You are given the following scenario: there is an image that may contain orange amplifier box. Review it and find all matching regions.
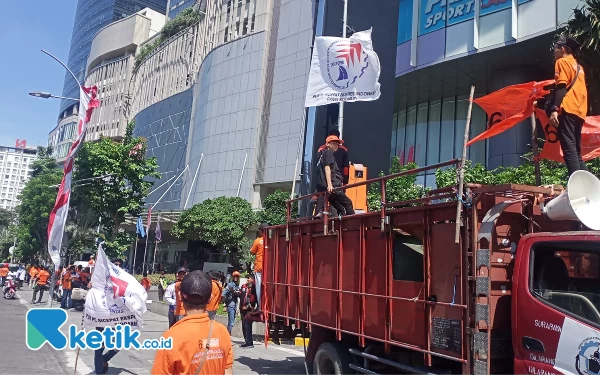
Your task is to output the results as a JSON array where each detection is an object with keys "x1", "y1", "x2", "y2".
[{"x1": 346, "y1": 163, "x2": 367, "y2": 213}]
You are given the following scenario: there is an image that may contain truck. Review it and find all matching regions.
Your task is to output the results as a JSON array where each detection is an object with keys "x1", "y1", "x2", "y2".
[{"x1": 261, "y1": 160, "x2": 600, "y2": 375}]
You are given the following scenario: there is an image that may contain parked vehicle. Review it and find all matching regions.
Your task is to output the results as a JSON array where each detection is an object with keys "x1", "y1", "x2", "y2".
[
  {"x1": 3, "y1": 276, "x2": 17, "y2": 299},
  {"x1": 263, "y1": 162, "x2": 600, "y2": 375},
  {"x1": 71, "y1": 287, "x2": 87, "y2": 311}
]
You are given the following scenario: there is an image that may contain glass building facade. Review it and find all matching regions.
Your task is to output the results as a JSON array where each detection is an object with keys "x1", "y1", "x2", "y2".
[
  {"x1": 167, "y1": 0, "x2": 197, "y2": 19},
  {"x1": 59, "y1": 0, "x2": 168, "y2": 116}
]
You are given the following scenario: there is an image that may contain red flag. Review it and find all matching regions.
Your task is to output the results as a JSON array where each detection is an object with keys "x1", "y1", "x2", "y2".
[
  {"x1": 537, "y1": 109, "x2": 600, "y2": 162},
  {"x1": 467, "y1": 80, "x2": 553, "y2": 146}
]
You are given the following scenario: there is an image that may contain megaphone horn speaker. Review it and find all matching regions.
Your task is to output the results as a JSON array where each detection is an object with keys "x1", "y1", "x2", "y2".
[{"x1": 545, "y1": 170, "x2": 600, "y2": 230}]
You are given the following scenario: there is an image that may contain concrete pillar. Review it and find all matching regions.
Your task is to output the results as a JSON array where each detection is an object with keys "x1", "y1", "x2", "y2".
[{"x1": 487, "y1": 66, "x2": 546, "y2": 169}]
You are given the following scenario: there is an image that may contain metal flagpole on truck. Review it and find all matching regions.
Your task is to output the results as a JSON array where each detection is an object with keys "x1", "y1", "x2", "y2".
[{"x1": 338, "y1": 0, "x2": 348, "y2": 138}]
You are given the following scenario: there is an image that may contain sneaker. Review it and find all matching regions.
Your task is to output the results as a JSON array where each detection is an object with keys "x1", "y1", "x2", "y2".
[
  {"x1": 240, "y1": 343, "x2": 254, "y2": 348},
  {"x1": 30, "y1": 301, "x2": 36, "y2": 304}
]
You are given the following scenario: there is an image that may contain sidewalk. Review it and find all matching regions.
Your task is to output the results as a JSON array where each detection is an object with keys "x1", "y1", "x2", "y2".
[{"x1": 16, "y1": 286, "x2": 169, "y2": 374}]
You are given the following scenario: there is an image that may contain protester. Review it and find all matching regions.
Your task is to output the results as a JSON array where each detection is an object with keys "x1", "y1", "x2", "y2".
[
  {"x1": 71, "y1": 265, "x2": 83, "y2": 289},
  {"x1": 240, "y1": 274, "x2": 258, "y2": 348},
  {"x1": 81, "y1": 267, "x2": 91, "y2": 289},
  {"x1": 158, "y1": 271, "x2": 167, "y2": 301},
  {"x1": 141, "y1": 271, "x2": 151, "y2": 292},
  {"x1": 31, "y1": 266, "x2": 51, "y2": 304},
  {"x1": 549, "y1": 35, "x2": 589, "y2": 176},
  {"x1": 222, "y1": 271, "x2": 241, "y2": 334},
  {"x1": 29, "y1": 264, "x2": 39, "y2": 289},
  {"x1": 0, "y1": 263, "x2": 8, "y2": 287},
  {"x1": 315, "y1": 135, "x2": 355, "y2": 217},
  {"x1": 250, "y1": 224, "x2": 265, "y2": 308},
  {"x1": 206, "y1": 271, "x2": 223, "y2": 320},
  {"x1": 173, "y1": 267, "x2": 188, "y2": 325},
  {"x1": 88, "y1": 254, "x2": 95, "y2": 266},
  {"x1": 61, "y1": 265, "x2": 73, "y2": 309},
  {"x1": 151, "y1": 271, "x2": 233, "y2": 375},
  {"x1": 317, "y1": 129, "x2": 350, "y2": 184},
  {"x1": 17, "y1": 264, "x2": 26, "y2": 289}
]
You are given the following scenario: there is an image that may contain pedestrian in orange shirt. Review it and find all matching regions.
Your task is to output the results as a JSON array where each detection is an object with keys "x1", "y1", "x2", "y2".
[
  {"x1": 250, "y1": 223, "x2": 266, "y2": 307},
  {"x1": 206, "y1": 271, "x2": 223, "y2": 320},
  {"x1": 151, "y1": 271, "x2": 233, "y2": 375},
  {"x1": 141, "y1": 271, "x2": 151, "y2": 291},
  {"x1": 31, "y1": 266, "x2": 51, "y2": 304},
  {"x1": 0, "y1": 263, "x2": 9, "y2": 288},
  {"x1": 61, "y1": 265, "x2": 74, "y2": 309},
  {"x1": 174, "y1": 267, "x2": 189, "y2": 323},
  {"x1": 29, "y1": 265, "x2": 39, "y2": 289}
]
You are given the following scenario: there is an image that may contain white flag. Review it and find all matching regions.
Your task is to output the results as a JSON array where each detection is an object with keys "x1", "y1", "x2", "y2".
[
  {"x1": 304, "y1": 28, "x2": 381, "y2": 108},
  {"x1": 84, "y1": 244, "x2": 147, "y2": 328}
]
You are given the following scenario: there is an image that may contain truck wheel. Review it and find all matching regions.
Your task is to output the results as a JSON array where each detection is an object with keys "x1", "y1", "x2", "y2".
[{"x1": 313, "y1": 342, "x2": 351, "y2": 375}]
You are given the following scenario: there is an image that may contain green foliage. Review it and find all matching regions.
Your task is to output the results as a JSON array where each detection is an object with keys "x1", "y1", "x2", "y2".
[
  {"x1": 15, "y1": 149, "x2": 62, "y2": 261},
  {"x1": 367, "y1": 158, "x2": 430, "y2": 211},
  {"x1": 171, "y1": 196, "x2": 256, "y2": 254},
  {"x1": 134, "y1": 273, "x2": 176, "y2": 285},
  {"x1": 555, "y1": 0, "x2": 600, "y2": 114},
  {"x1": 256, "y1": 190, "x2": 298, "y2": 225},
  {"x1": 0, "y1": 208, "x2": 14, "y2": 232},
  {"x1": 133, "y1": 8, "x2": 202, "y2": 70},
  {"x1": 73, "y1": 121, "x2": 160, "y2": 258}
]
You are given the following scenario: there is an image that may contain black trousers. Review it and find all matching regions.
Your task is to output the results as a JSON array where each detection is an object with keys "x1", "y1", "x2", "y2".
[
  {"x1": 558, "y1": 111, "x2": 588, "y2": 177},
  {"x1": 315, "y1": 189, "x2": 355, "y2": 217},
  {"x1": 32, "y1": 284, "x2": 48, "y2": 303}
]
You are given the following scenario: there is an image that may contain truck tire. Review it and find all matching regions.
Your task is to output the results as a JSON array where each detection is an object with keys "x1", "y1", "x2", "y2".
[{"x1": 313, "y1": 342, "x2": 351, "y2": 375}]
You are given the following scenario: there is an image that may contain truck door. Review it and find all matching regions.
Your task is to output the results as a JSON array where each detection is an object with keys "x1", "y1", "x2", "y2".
[{"x1": 514, "y1": 233, "x2": 600, "y2": 375}]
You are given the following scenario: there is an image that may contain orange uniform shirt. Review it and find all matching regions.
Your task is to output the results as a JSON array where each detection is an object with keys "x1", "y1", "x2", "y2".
[
  {"x1": 0, "y1": 267, "x2": 8, "y2": 277},
  {"x1": 62, "y1": 271, "x2": 72, "y2": 290},
  {"x1": 206, "y1": 280, "x2": 223, "y2": 311},
  {"x1": 174, "y1": 281, "x2": 186, "y2": 316},
  {"x1": 30, "y1": 267, "x2": 39, "y2": 278},
  {"x1": 141, "y1": 277, "x2": 151, "y2": 291},
  {"x1": 250, "y1": 236, "x2": 264, "y2": 272},
  {"x1": 555, "y1": 54, "x2": 587, "y2": 119},
  {"x1": 37, "y1": 270, "x2": 51, "y2": 285},
  {"x1": 151, "y1": 313, "x2": 233, "y2": 375}
]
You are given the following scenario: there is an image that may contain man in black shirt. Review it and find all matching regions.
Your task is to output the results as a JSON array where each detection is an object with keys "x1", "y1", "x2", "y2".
[{"x1": 315, "y1": 135, "x2": 355, "y2": 217}]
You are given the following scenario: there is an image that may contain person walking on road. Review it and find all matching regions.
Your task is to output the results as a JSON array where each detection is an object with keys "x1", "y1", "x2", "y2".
[
  {"x1": 60, "y1": 265, "x2": 73, "y2": 309},
  {"x1": 240, "y1": 274, "x2": 258, "y2": 348},
  {"x1": 151, "y1": 271, "x2": 233, "y2": 375},
  {"x1": 206, "y1": 271, "x2": 223, "y2": 320},
  {"x1": 31, "y1": 266, "x2": 51, "y2": 304},
  {"x1": 158, "y1": 271, "x2": 167, "y2": 301},
  {"x1": 0, "y1": 263, "x2": 9, "y2": 288},
  {"x1": 250, "y1": 224, "x2": 266, "y2": 308},
  {"x1": 221, "y1": 271, "x2": 241, "y2": 334}
]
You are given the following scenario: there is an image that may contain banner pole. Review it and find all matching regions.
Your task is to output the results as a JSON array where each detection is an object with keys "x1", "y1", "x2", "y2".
[
  {"x1": 338, "y1": 0, "x2": 348, "y2": 138},
  {"x1": 132, "y1": 235, "x2": 139, "y2": 275},
  {"x1": 455, "y1": 85, "x2": 475, "y2": 244},
  {"x1": 142, "y1": 224, "x2": 150, "y2": 274},
  {"x1": 530, "y1": 113, "x2": 542, "y2": 185}
]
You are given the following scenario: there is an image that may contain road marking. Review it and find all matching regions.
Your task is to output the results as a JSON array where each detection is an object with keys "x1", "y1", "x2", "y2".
[
  {"x1": 64, "y1": 349, "x2": 94, "y2": 374},
  {"x1": 15, "y1": 291, "x2": 29, "y2": 306},
  {"x1": 269, "y1": 345, "x2": 305, "y2": 357}
]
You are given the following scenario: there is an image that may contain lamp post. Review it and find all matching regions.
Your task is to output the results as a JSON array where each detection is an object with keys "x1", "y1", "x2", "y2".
[{"x1": 29, "y1": 91, "x2": 79, "y2": 101}]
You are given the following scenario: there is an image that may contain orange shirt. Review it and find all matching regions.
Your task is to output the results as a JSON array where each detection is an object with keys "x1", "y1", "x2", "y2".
[
  {"x1": 141, "y1": 277, "x2": 151, "y2": 291},
  {"x1": 206, "y1": 280, "x2": 223, "y2": 312},
  {"x1": 37, "y1": 270, "x2": 51, "y2": 285},
  {"x1": 174, "y1": 281, "x2": 186, "y2": 316},
  {"x1": 151, "y1": 313, "x2": 233, "y2": 375},
  {"x1": 0, "y1": 267, "x2": 8, "y2": 277},
  {"x1": 250, "y1": 236, "x2": 264, "y2": 272},
  {"x1": 555, "y1": 54, "x2": 587, "y2": 119},
  {"x1": 61, "y1": 271, "x2": 72, "y2": 290},
  {"x1": 30, "y1": 267, "x2": 39, "y2": 278}
]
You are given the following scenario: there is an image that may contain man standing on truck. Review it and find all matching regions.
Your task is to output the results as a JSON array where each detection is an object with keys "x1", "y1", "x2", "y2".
[
  {"x1": 250, "y1": 223, "x2": 266, "y2": 308},
  {"x1": 317, "y1": 129, "x2": 350, "y2": 184},
  {"x1": 316, "y1": 135, "x2": 355, "y2": 217},
  {"x1": 550, "y1": 35, "x2": 588, "y2": 176}
]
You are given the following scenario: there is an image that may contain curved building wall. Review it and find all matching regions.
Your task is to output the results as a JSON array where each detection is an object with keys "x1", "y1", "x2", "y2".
[
  {"x1": 134, "y1": 88, "x2": 193, "y2": 211},
  {"x1": 184, "y1": 32, "x2": 267, "y2": 204},
  {"x1": 59, "y1": 0, "x2": 167, "y2": 116}
]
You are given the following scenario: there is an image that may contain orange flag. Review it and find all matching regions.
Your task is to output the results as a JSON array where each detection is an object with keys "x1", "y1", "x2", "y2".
[
  {"x1": 536, "y1": 108, "x2": 600, "y2": 162},
  {"x1": 466, "y1": 80, "x2": 553, "y2": 146}
]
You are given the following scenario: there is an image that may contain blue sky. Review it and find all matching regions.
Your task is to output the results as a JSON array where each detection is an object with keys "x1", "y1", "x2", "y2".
[{"x1": 0, "y1": 1, "x2": 77, "y2": 148}]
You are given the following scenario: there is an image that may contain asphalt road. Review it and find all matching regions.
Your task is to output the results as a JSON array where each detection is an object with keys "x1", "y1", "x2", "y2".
[{"x1": 0, "y1": 287, "x2": 307, "y2": 375}]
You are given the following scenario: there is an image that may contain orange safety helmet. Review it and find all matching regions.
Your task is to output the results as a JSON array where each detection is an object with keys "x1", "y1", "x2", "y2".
[{"x1": 232, "y1": 271, "x2": 241, "y2": 277}]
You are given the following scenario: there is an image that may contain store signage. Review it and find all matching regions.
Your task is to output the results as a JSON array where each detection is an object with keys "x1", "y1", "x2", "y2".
[{"x1": 418, "y1": 0, "x2": 529, "y2": 36}]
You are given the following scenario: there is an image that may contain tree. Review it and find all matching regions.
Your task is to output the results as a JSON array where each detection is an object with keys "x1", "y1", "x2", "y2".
[
  {"x1": 556, "y1": 0, "x2": 600, "y2": 114},
  {"x1": 172, "y1": 196, "x2": 256, "y2": 254},
  {"x1": 73, "y1": 122, "x2": 160, "y2": 258},
  {"x1": 367, "y1": 159, "x2": 430, "y2": 211},
  {"x1": 256, "y1": 190, "x2": 298, "y2": 226},
  {"x1": 0, "y1": 208, "x2": 14, "y2": 232},
  {"x1": 15, "y1": 148, "x2": 62, "y2": 261}
]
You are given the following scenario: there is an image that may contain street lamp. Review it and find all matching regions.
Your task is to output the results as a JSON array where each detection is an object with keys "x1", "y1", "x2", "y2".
[{"x1": 29, "y1": 91, "x2": 79, "y2": 101}]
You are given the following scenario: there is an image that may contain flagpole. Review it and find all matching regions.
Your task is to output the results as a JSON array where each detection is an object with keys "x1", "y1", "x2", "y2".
[
  {"x1": 152, "y1": 215, "x2": 161, "y2": 273},
  {"x1": 133, "y1": 235, "x2": 139, "y2": 275},
  {"x1": 142, "y1": 222, "x2": 150, "y2": 274},
  {"x1": 152, "y1": 241, "x2": 159, "y2": 274},
  {"x1": 338, "y1": 0, "x2": 348, "y2": 138},
  {"x1": 455, "y1": 85, "x2": 475, "y2": 244}
]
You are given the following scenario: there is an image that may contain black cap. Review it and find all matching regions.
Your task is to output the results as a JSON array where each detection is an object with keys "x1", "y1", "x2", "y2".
[
  {"x1": 258, "y1": 222, "x2": 268, "y2": 231},
  {"x1": 111, "y1": 258, "x2": 123, "y2": 265},
  {"x1": 208, "y1": 270, "x2": 220, "y2": 280},
  {"x1": 556, "y1": 35, "x2": 580, "y2": 52},
  {"x1": 176, "y1": 267, "x2": 188, "y2": 274},
  {"x1": 180, "y1": 271, "x2": 212, "y2": 305}
]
